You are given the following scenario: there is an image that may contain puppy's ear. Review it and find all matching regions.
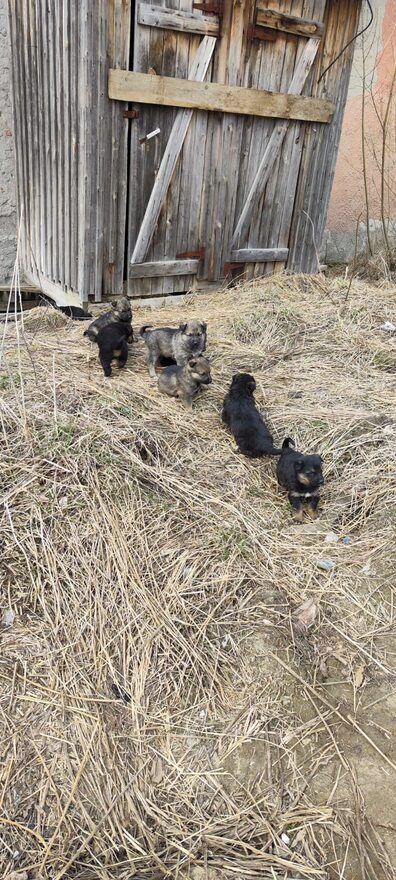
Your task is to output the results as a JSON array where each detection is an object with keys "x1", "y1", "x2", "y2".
[
  {"x1": 201, "y1": 322, "x2": 207, "y2": 333},
  {"x1": 188, "y1": 357, "x2": 197, "y2": 367},
  {"x1": 179, "y1": 322, "x2": 187, "y2": 333},
  {"x1": 247, "y1": 380, "x2": 256, "y2": 393},
  {"x1": 111, "y1": 302, "x2": 117, "y2": 310}
]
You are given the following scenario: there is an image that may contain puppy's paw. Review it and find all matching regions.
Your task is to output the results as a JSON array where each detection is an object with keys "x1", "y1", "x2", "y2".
[{"x1": 291, "y1": 508, "x2": 304, "y2": 524}]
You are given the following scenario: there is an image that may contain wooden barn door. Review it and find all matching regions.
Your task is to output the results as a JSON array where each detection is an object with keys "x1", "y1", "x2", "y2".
[
  {"x1": 118, "y1": 0, "x2": 332, "y2": 297},
  {"x1": 8, "y1": 0, "x2": 131, "y2": 304}
]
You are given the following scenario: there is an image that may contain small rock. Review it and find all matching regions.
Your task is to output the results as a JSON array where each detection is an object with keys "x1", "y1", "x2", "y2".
[
  {"x1": 325, "y1": 532, "x2": 339, "y2": 544},
  {"x1": 281, "y1": 832, "x2": 291, "y2": 845},
  {"x1": 381, "y1": 321, "x2": 396, "y2": 332},
  {"x1": 3, "y1": 608, "x2": 15, "y2": 627},
  {"x1": 342, "y1": 536, "x2": 351, "y2": 545},
  {"x1": 59, "y1": 496, "x2": 68, "y2": 509},
  {"x1": 316, "y1": 559, "x2": 336, "y2": 572}
]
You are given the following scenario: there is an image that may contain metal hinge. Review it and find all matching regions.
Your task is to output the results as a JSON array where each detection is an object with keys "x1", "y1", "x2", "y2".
[
  {"x1": 123, "y1": 109, "x2": 140, "y2": 119},
  {"x1": 223, "y1": 261, "x2": 245, "y2": 277},
  {"x1": 176, "y1": 248, "x2": 205, "y2": 260},
  {"x1": 193, "y1": 0, "x2": 224, "y2": 16},
  {"x1": 248, "y1": 25, "x2": 277, "y2": 42}
]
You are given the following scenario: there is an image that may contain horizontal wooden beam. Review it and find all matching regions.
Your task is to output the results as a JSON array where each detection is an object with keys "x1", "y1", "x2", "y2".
[
  {"x1": 255, "y1": 6, "x2": 324, "y2": 38},
  {"x1": 137, "y1": 2, "x2": 219, "y2": 35},
  {"x1": 109, "y1": 70, "x2": 335, "y2": 123},
  {"x1": 230, "y1": 248, "x2": 289, "y2": 263},
  {"x1": 129, "y1": 259, "x2": 199, "y2": 277}
]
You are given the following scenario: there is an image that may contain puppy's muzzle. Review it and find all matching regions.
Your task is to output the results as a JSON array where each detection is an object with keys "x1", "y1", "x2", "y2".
[{"x1": 201, "y1": 376, "x2": 212, "y2": 384}]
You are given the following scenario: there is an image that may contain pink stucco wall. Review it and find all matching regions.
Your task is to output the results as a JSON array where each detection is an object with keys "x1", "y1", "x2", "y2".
[{"x1": 328, "y1": 0, "x2": 396, "y2": 235}]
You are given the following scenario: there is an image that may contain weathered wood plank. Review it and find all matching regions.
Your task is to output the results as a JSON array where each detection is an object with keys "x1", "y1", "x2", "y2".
[
  {"x1": 288, "y1": 0, "x2": 362, "y2": 273},
  {"x1": 138, "y1": 3, "x2": 219, "y2": 35},
  {"x1": 130, "y1": 259, "x2": 199, "y2": 276},
  {"x1": 130, "y1": 35, "x2": 216, "y2": 266},
  {"x1": 255, "y1": 7, "x2": 324, "y2": 38},
  {"x1": 230, "y1": 248, "x2": 289, "y2": 262},
  {"x1": 231, "y1": 37, "x2": 321, "y2": 250},
  {"x1": 109, "y1": 68, "x2": 335, "y2": 123}
]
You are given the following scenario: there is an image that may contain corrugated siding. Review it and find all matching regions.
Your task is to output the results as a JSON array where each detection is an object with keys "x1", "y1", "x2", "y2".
[{"x1": 8, "y1": 0, "x2": 131, "y2": 302}]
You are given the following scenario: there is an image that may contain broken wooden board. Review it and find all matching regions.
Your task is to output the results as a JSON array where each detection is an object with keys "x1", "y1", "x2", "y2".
[
  {"x1": 255, "y1": 6, "x2": 324, "y2": 38},
  {"x1": 230, "y1": 248, "x2": 289, "y2": 262},
  {"x1": 130, "y1": 259, "x2": 199, "y2": 277},
  {"x1": 137, "y1": 3, "x2": 219, "y2": 36},
  {"x1": 109, "y1": 69, "x2": 335, "y2": 123}
]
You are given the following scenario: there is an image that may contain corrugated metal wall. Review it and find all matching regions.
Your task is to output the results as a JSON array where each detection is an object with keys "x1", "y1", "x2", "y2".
[{"x1": 8, "y1": 0, "x2": 131, "y2": 303}]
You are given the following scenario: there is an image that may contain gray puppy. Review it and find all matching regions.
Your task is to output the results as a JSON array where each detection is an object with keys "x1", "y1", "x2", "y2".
[
  {"x1": 84, "y1": 296, "x2": 133, "y2": 343},
  {"x1": 140, "y1": 320, "x2": 207, "y2": 377},
  {"x1": 158, "y1": 355, "x2": 212, "y2": 408}
]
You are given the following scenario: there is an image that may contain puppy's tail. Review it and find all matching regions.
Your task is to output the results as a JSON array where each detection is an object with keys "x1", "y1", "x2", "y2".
[
  {"x1": 281, "y1": 437, "x2": 295, "y2": 450},
  {"x1": 267, "y1": 446, "x2": 283, "y2": 456},
  {"x1": 139, "y1": 324, "x2": 153, "y2": 338}
]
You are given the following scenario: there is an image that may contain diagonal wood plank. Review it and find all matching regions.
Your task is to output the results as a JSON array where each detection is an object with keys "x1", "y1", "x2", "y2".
[
  {"x1": 130, "y1": 35, "x2": 216, "y2": 265},
  {"x1": 230, "y1": 37, "x2": 320, "y2": 251}
]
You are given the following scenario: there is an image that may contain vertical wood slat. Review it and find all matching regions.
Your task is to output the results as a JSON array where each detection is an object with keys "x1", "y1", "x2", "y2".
[
  {"x1": 7, "y1": 1, "x2": 27, "y2": 268},
  {"x1": 69, "y1": 0, "x2": 79, "y2": 291},
  {"x1": 130, "y1": 35, "x2": 217, "y2": 266},
  {"x1": 103, "y1": 0, "x2": 131, "y2": 299},
  {"x1": 62, "y1": 0, "x2": 70, "y2": 288},
  {"x1": 288, "y1": 0, "x2": 363, "y2": 273},
  {"x1": 230, "y1": 36, "x2": 321, "y2": 250},
  {"x1": 252, "y1": 0, "x2": 326, "y2": 279}
]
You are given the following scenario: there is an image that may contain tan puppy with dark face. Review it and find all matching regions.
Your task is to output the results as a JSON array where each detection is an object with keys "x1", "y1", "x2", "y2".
[
  {"x1": 157, "y1": 355, "x2": 212, "y2": 409},
  {"x1": 140, "y1": 320, "x2": 207, "y2": 377}
]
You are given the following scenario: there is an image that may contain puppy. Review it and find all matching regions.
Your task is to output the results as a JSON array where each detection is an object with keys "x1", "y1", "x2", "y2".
[
  {"x1": 222, "y1": 373, "x2": 282, "y2": 457},
  {"x1": 158, "y1": 355, "x2": 212, "y2": 408},
  {"x1": 84, "y1": 296, "x2": 133, "y2": 343},
  {"x1": 140, "y1": 320, "x2": 207, "y2": 377},
  {"x1": 276, "y1": 438, "x2": 324, "y2": 522},
  {"x1": 92, "y1": 321, "x2": 131, "y2": 377}
]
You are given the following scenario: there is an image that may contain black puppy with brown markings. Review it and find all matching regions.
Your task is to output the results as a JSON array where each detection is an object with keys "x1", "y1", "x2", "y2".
[
  {"x1": 93, "y1": 321, "x2": 131, "y2": 377},
  {"x1": 277, "y1": 438, "x2": 324, "y2": 522},
  {"x1": 222, "y1": 373, "x2": 282, "y2": 457}
]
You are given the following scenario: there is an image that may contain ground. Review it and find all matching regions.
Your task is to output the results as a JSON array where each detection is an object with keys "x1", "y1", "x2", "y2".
[{"x1": 0, "y1": 274, "x2": 395, "y2": 880}]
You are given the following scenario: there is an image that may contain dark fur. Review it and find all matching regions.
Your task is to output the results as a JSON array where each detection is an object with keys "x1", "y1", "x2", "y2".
[
  {"x1": 93, "y1": 321, "x2": 131, "y2": 377},
  {"x1": 140, "y1": 320, "x2": 207, "y2": 377},
  {"x1": 222, "y1": 373, "x2": 282, "y2": 458},
  {"x1": 84, "y1": 297, "x2": 133, "y2": 343},
  {"x1": 58, "y1": 305, "x2": 92, "y2": 320},
  {"x1": 276, "y1": 438, "x2": 324, "y2": 521}
]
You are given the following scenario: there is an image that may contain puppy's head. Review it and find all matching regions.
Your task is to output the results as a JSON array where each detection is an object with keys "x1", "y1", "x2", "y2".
[
  {"x1": 115, "y1": 296, "x2": 132, "y2": 323},
  {"x1": 187, "y1": 355, "x2": 212, "y2": 384},
  {"x1": 179, "y1": 320, "x2": 206, "y2": 340},
  {"x1": 231, "y1": 373, "x2": 256, "y2": 395},
  {"x1": 295, "y1": 454, "x2": 324, "y2": 489}
]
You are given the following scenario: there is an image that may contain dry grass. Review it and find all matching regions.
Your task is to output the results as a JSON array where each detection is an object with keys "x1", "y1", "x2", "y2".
[{"x1": 1, "y1": 273, "x2": 396, "y2": 880}]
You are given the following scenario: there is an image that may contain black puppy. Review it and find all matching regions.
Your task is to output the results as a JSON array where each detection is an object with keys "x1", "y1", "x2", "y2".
[
  {"x1": 222, "y1": 373, "x2": 282, "y2": 458},
  {"x1": 93, "y1": 321, "x2": 131, "y2": 377},
  {"x1": 277, "y1": 438, "x2": 324, "y2": 522}
]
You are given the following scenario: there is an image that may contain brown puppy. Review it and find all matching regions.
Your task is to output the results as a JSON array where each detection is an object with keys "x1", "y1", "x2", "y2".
[
  {"x1": 140, "y1": 320, "x2": 207, "y2": 377},
  {"x1": 157, "y1": 355, "x2": 212, "y2": 408}
]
